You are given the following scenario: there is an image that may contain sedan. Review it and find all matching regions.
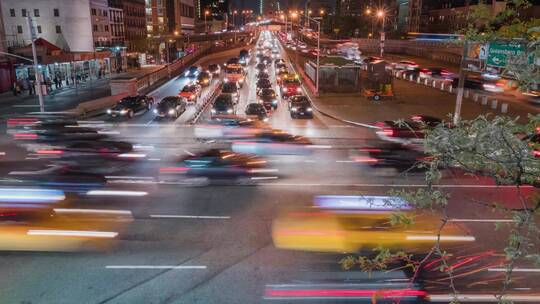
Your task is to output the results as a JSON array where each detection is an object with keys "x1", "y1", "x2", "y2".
[
  {"x1": 393, "y1": 60, "x2": 419, "y2": 70},
  {"x1": 256, "y1": 78, "x2": 272, "y2": 93},
  {"x1": 258, "y1": 88, "x2": 278, "y2": 110},
  {"x1": 179, "y1": 84, "x2": 202, "y2": 103},
  {"x1": 185, "y1": 66, "x2": 202, "y2": 78},
  {"x1": 211, "y1": 94, "x2": 236, "y2": 115},
  {"x1": 256, "y1": 71, "x2": 270, "y2": 79},
  {"x1": 289, "y1": 96, "x2": 313, "y2": 119},
  {"x1": 245, "y1": 103, "x2": 268, "y2": 121},
  {"x1": 154, "y1": 96, "x2": 187, "y2": 118},
  {"x1": 256, "y1": 63, "x2": 268, "y2": 74},
  {"x1": 107, "y1": 95, "x2": 154, "y2": 119},
  {"x1": 197, "y1": 71, "x2": 212, "y2": 87},
  {"x1": 208, "y1": 64, "x2": 221, "y2": 76}
]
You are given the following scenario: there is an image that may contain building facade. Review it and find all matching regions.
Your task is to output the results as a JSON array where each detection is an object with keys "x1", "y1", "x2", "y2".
[
  {"x1": 145, "y1": 0, "x2": 166, "y2": 37},
  {"x1": 0, "y1": 0, "x2": 94, "y2": 51},
  {"x1": 201, "y1": 0, "x2": 229, "y2": 21},
  {"x1": 122, "y1": 0, "x2": 147, "y2": 51},
  {"x1": 90, "y1": 0, "x2": 112, "y2": 48},
  {"x1": 108, "y1": 0, "x2": 125, "y2": 46}
]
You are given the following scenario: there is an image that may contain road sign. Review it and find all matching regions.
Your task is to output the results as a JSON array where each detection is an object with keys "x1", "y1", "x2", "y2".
[{"x1": 487, "y1": 42, "x2": 525, "y2": 67}]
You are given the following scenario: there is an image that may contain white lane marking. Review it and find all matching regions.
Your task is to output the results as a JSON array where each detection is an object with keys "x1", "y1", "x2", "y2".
[
  {"x1": 150, "y1": 215, "x2": 230, "y2": 219},
  {"x1": 448, "y1": 218, "x2": 516, "y2": 223},
  {"x1": 78, "y1": 120, "x2": 105, "y2": 124},
  {"x1": 488, "y1": 268, "x2": 540, "y2": 273},
  {"x1": 336, "y1": 160, "x2": 355, "y2": 163},
  {"x1": 306, "y1": 145, "x2": 332, "y2": 149},
  {"x1": 406, "y1": 235, "x2": 475, "y2": 242},
  {"x1": 251, "y1": 176, "x2": 279, "y2": 180},
  {"x1": 27, "y1": 230, "x2": 118, "y2": 238},
  {"x1": 429, "y1": 294, "x2": 540, "y2": 302},
  {"x1": 133, "y1": 144, "x2": 155, "y2": 150},
  {"x1": 106, "y1": 265, "x2": 207, "y2": 270},
  {"x1": 149, "y1": 158, "x2": 161, "y2": 161},
  {"x1": 53, "y1": 208, "x2": 132, "y2": 216},
  {"x1": 304, "y1": 160, "x2": 316, "y2": 163},
  {"x1": 117, "y1": 153, "x2": 147, "y2": 158},
  {"x1": 0, "y1": 152, "x2": 6, "y2": 156},
  {"x1": 105, "y1": 176, "x2": 155, "y2": 180},
  {"x1": 97, "y1": 131, "x2": 121, "y2": 135},
  {"x1": 145, "y1": 119, "x2": 154, "y2": 126},
  {"x1": 86, "y1": 190, "x2": 148, "y2": 196}
]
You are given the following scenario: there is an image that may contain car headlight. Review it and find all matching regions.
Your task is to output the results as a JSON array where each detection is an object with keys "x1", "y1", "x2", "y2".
[
  {"x1": 283, "y1": 87, "x2": 288, "y2": 92},
  {"x1": 227, "y1": 109, "x2": 233, "y2": 114},
  {"x1": 153, "y1": 109, "x2": 158, "y2": 114},
  {"x1": 296, "y1": 87, "x2": 302, "y2": 93},
  {"x1": 272, "y1": 100, "x2": 278, "y2": 105},
  {"x1": 307, "y1": 107, "x2": 313, "y2": 112},
  {"x1": 168, "y1": 109, "x2": 176, "y2": 115},
  {"x1": 184, "y1": 71, "x2": 189, "y2": 76},
  {"x1": 120, "y1": 109, "x2": 127, "y2": 115},
  {"x1": 211, "y1": 109, "x2": 216, "y2": 114},
  {"x1": 239, "y1": 78, "x2": 244, "y2": 83},
  {"x1": 263, "y1": 117, "x2": 269, "y2": 122},
  {"x1": 291, "y1": 107, "x2": 297, "y2": 112},
  {"x1": 190, "y1": 95, "x2": 196, "y2": 100},
  {"x1": 224, "y1": 77, "x2": 229, "y2": 82},
  {"x1": 106, "y1": 109, "x2": 112, "y2": 114},
  {"x1": 264, "y1": 69, "x2": 268, "y2": 73}
]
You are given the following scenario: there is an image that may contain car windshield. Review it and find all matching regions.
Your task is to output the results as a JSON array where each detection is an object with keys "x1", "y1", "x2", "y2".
[
  {"x1": 159, "y1": 98, "x2": 180, "y2": 107},
  {"x1": 226, "y1": 68, "x2": 243, "y2": 74},
  {"x1": 118, "y1": 97, "x2": 137, "y2": 105},
  {"x1": 189, "y1": 67, "x2": 199, "y2": 73},
  {"x1": 260, "y1": 89, "x2": 275, "y2": 96},
  {"x1": 258, "y1": 79, "x2": 271, "y2": 85},
  {"x1": 284, "y1": 78, "x2": 300, "y2": 85},
  {"x1": 222, "y1": 84, "x2": 238, "y2": 92},
  {"x1": 182, "y1": 86, "x2": 196, "y2": 92},
  {"x1": 247, "y1": 104, "x2": 264, "y2": 112},
  {"x1": 214, "y1": 98, "x2": 232, "y2": 109}
]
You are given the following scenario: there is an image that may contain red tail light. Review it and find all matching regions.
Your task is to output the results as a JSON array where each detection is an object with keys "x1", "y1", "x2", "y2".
[
  {"x1": 7, "y1": 118, "x2": 38, "y2": 126},
  {"x1": 37, "y1": 150, "x2": 64, "y2": 155},
  {"x1": 14, "y1": 133, "x2": 38, "y2": 139},
  {"x1": 353, "y1": 156, "x2": 379, "y2": 164},
  {"x1": 533, "y1": 150, "x2": 540, "y2": 158},
  {"x1": 359, "y1": 148, "x2": 382, "y2": 153},
  {"x1": 382, "y1": 128, "x2": 395, "y2": 137},
  {"x1": 159, "y1": 167, "x2": 189, "y2": 173}
]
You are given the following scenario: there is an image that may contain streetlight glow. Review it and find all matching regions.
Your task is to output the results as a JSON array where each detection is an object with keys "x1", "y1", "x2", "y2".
[
  {"x1": 376, "y1": 10, "x2": 384, "y2": 18},
  {"x1": 174, "y1": 31, "x2": 179, "y2": 36},
  {"x1": 366, "y1": 8, "x2": 372, "y2": 15},
  {"x1": 319, "y1": 9, "x2": 325, "y2": 16}
]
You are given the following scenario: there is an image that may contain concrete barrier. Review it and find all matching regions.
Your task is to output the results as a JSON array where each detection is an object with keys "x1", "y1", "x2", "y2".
[
  {"x1": 491, "y1": 99, "x2": 498, "y2": 109},
  {"x1": 501, "y1": 103, "x2": 508, "y2": 113},
  {"x1": 432, "y1": 80, "x2": 437, "y2": 88},
  {"x1": 440, "y1": 82, "x2": 445, "y2": 91},
  {"x1": 464, "y1": 90, "x2": 470, "y2": 98},
  {"x1": 481, "y1": 95, "x2": 488, "y2": 105},
  {"x1": 68, "y1": 92, "x2": 129, "y2": 117},
  {"x1": 409, "y1": 75, "x2": 414, "y2": 82},
  {"x1": 417, "y1": 77, "x2": 421, "y2": 84},
  {"x1": 473, "y1": 93, "x2": 479, "y2": 102},
  {"x1": 448, "y1": 86, "x2": 453, "y2": 93},
  {"x1": 424, "y1": 78, "x2": 429, "y2": 86}
]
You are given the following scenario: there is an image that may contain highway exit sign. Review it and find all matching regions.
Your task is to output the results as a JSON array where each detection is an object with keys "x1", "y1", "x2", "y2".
[{"x1": 487, "y1": 42, "x2": 525, "y2": 67}]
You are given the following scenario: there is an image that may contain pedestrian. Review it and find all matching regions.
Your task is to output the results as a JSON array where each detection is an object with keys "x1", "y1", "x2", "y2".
[
  {"x1": 54, "y1": 76, "x2": 59, "y2": 89},
  {"x1": 28, "y1": 80, "x2": 34, "y2": 95},
  {"x1": 12, "y1": 81, "x2": 18, "y2": 96}
]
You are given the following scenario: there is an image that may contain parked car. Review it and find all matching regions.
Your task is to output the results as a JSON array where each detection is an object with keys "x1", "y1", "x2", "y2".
[{"x1": 107, "y1": 95, "x2": 154, "y2": 119}]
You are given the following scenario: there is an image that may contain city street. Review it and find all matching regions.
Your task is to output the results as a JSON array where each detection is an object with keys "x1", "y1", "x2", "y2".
[{"x1": 0, "y1": 30, "x2": 539, "y2": 304}]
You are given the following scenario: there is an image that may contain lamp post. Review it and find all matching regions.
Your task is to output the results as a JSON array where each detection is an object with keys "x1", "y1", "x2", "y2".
[
  {"x1": 365, "y1": 8, "x2": 374, "y2": 39},
  {"x1": 204, "y1": 10, "x2": 210, "y2": 33},
  {"x1": 26, "y1": 16, "x2": 44, "y2": 112},
  {"x1": 303, "y1": 15, "x2": 320, "y2": 96},
  {"x1": 376, "y1": 10, "x2": 385, "y2": 58}
]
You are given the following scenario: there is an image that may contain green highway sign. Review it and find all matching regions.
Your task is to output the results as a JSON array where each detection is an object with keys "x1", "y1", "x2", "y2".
[{"x1": 487, "y1": 42, "x2": 526, "y2": 67}]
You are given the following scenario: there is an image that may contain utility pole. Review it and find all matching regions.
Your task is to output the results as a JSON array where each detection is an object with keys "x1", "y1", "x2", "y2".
[
  {"x1": 454, "y1": 40, "x2": 469, "y2": 124},
  {"x1": 27, "y1": 16, "x2": 44, "y2": 112}
]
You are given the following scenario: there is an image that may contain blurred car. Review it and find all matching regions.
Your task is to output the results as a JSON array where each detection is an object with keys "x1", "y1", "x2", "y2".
[
  {"x1": 245, "y1": 103, "x2": 268, "y2": 121},
  {"x1": 194, "y1": 116, "x2": 269, "y2": 139},
  {"x1": 393, "y1": 60, "x2": 419, "y2": 70},
  {"x1": 11, "y1": 125, "x2": 106, "y2": 142},
  {"x1": 272, "y1": 195, "x2": 474, "y2": 253},
  {"x1": 281, "y1": 74, "x2": 302, "y2": 98},
  {"x1": 211, "y1": 94, "x2": 236, "y2": 115},
  {"x1": 221, "y1": 82, "x2": 240, "y2": 102},
  {"x1": 362, "y1": 56, "x2": 382, "y2": 64},
  {"x1": 274, "y1": 59, "x2": 286, "y2": 68},
  {"x1": 261, "y1": 56, "x2": 272, "y2": 65},
  {"x1": 256, "y1": 78, "x2": 272, "y2": 93},
  {"x1": 419, "y1": 67, "x2": 453, "y2": 80},
  {"x1": 184, "y1": 66, "x2": 202, "y2": 78},
  {"x1": 452, "y1": 77, "x2": 505, "y2": 93},
  {"x1": 350, "y1": 142, "x2": 428, "y2": 173},
  {"x1": 159, "y1": 149, "x2": 272, "y2": 183},
  {"x1": 258, "y1": 88, "x2": 278, "y2": 110},
  {"x1": 179, "y1": 84, "x2": 202, "y2": 103},
  {"x1": 196, "y1": 71, "x2": 212, "y2": 87},
  {"x1": 231, "y1": 131, "x2": 312, "y2": 155},
  {"x1": 30, "y1": 140, "x2": 134, "y2": 160},
  {"x1": 106, "y1": 95, "x2": 154, "y2": 119},
  {"x1": 289, "y1": 95, "x2": 313, "y2": 118},
  {"x1": 374, "y1": 116, "x2": 441, "y2": 149},
  {"x1": 7, "y1": 113, "x2": 78, "y2": 131},
  {"x1": 1, "y1": 166, "x2": 107, "y2": 194},
  {"x1": 154, "y1": 96, "x2": 187, "y2": 118},
  {"x1": 207, "y1": 64, "x2": 221, "y2": 76},
  {"x1": 224, "y1": 57, "x2": 240, "y2": 67},
  {"x1": 239, "y1": 49, "x2": 250, "y2": 65},
  {"x1": 271, "y1": 49, "x2": 280, "y2": 59}
]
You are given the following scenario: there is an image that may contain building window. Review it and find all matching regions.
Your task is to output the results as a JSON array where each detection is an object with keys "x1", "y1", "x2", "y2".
[
  {"x1": 37, "y1": 25, "x2": 42, "y2": 33},
  {"x1": 17, "y1": 25, "x2": 22, "y2": 33},
  {"x1": 56, "y1": 25, "x2": 62, "y2": 33},
  {"x1": 34, "y1": 9, "x2": 39, "y2": 17},
  {"x1": 10, "y1": 9, "x2": 15, "y2": 17},
  {"x1": 93, "y1": 25, "x2": 98, "y2": 32},
  {"x1": 92, "y1": 8, "x2": 97, "y2": 15},
  {"x1": 22, "y1": 9, "x2": 27, "y2": 17},
  {"x1": 104, "y1": 10, "x2": 108, "y2": 17},
  {"x1": 54, "y1": 8, "x2": 59, "y2": 17},
  {"x1": 105, "y1": 25, "x2": 109, "y2": 31}
]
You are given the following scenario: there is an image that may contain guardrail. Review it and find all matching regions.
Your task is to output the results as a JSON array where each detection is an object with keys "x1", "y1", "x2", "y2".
[
  {"x1": 67, "y1": 92, "x2": 129, "y2": 117},
  {"x1": 190, "y1": 80, "x2": 222, "y2": 124}
]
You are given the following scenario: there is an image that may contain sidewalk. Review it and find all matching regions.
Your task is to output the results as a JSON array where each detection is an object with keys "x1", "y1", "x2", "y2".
[
  {"x1": 307, "y1": 79, "x2": 537, "y2": 127},
  {"x1": 0, "y1": 65, "x2": 163, "y2": 115}
]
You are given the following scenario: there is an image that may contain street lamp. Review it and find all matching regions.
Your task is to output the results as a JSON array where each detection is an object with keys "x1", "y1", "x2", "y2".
[
  {"x1": 174, "y1": 30, "x2": 179, "y2": 36},
  {"x1": 204, "y1": 10, "x2": 210, "y2": 33},
  {"x1": 319, "y1": 9, "x2": 325, "y2": 16},
  {"x1": 376, "y1": 10, "x2": 385, "y2": 58}
]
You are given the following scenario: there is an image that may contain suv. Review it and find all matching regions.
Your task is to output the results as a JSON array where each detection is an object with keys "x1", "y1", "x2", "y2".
[
  {"x1": 288, "y1": 95, "x2": 313, "y2": 118},
  {"x1": 281, "y1": 74, "x2": 302, "y2": 98},
  {"x1": 107, "y1": 95, "x2": 154, "y2": 119},
  {"x1": 211, "y1": 94, "x2": 236, "y2": 115}
]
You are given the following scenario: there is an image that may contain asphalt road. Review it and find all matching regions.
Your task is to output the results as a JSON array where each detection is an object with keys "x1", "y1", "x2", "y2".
[{"x1": 0, "y1": 31, "x2": 539, "y2": 304}]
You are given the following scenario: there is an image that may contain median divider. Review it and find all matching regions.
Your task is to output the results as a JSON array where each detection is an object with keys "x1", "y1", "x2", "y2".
[{"x1": 190, "y1": 80, "x2": 222, "y2": 124}]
